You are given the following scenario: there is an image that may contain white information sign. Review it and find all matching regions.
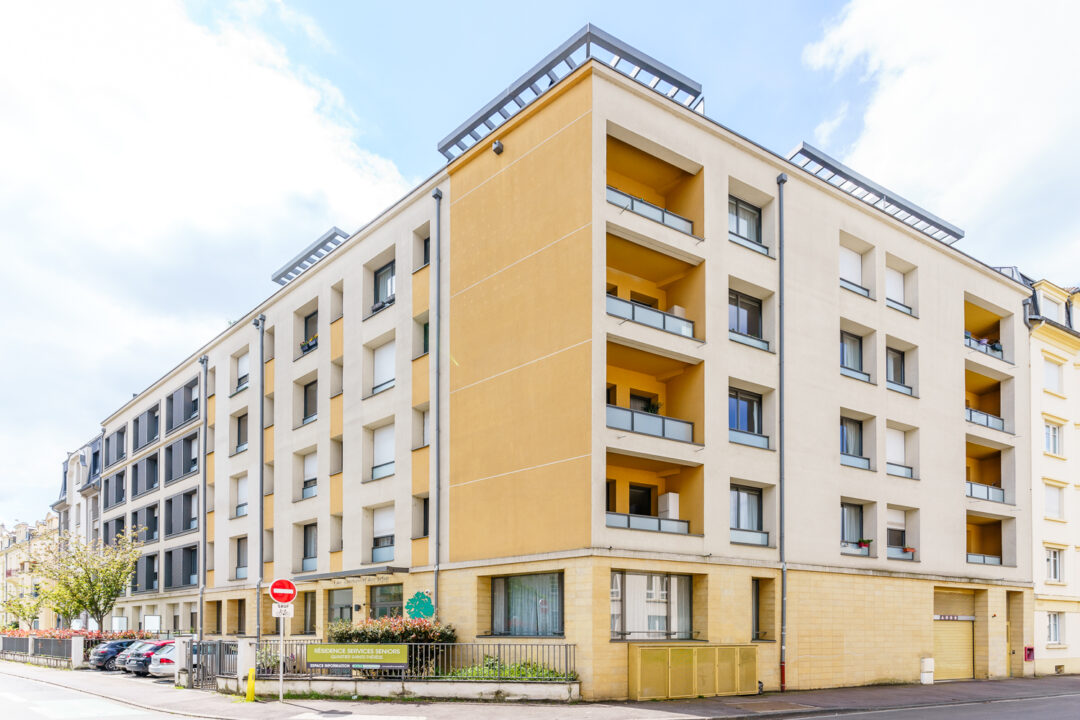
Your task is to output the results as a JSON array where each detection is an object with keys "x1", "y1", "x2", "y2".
[{"x1": 272, "y1": 602, "x2": 295, "y2": 618}]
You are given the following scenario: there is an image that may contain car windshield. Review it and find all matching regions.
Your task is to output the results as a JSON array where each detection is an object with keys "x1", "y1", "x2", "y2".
[
  {"x1": 154, "y1": 645, "x2": 175, "y2": 660},
  {"x1": 126, "y1": 642, "x2": 148, "y2": 653}
]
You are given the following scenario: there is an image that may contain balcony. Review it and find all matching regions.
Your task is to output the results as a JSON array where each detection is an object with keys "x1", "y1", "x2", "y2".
[
  {"x1": 887, "y1": 546, "x2": 914, "y2": 560},
  {"x1": 964, "y1": 300, "x2": 1005, "y2": 361},
  {"x1": 841, "y1": 453, "x2": 870, "y2": 470},
  {"x1": 965, "y1": 334, "x2": 1003, "y2": 360},
  {"x1": 966, "y1": 481, "x2": 1005, "y2": 503},
  {"x1": 886, "y1": 462, "x2": 914, "y2": 479},
  {"x1": 729, "y1": 428, "x2": 769, "y2": 449},
  {"x1": 841, "y1": 541, "x2": 869, "y2": 556},
  {"x1": 967, "y1": 553, "x2": 1002, "y2": 565},
  {"x1": 607, "y1": 405, "x2": 692, "y2": 443},
  {"x1": 606, "y1": 512, "x2": 689, "y2": 535},
  {"x1": 966, "y1": 515, "x2": 1003, "y2": 566},
  {"x1": 966, "y1": 407, "x2": 1005, "y2": 432},
  {"x1": 607, "y1": 295, "x2": 694, "y2": 338},
  {"x1": 965, "y1": 368, "x2": 1005, "y2": 431},
  {"x1": 607, "y1": 186, "x2": 693, "y2": 235},
  {"x1": 605, "y1": 136, "x2": 702, "y2": 240},
  {"x1": 730, "y1": 528, "x2": 768, "y2": 546},
  {"x1": 840, "y1": 277, "x2": 871, "y2": 298}
]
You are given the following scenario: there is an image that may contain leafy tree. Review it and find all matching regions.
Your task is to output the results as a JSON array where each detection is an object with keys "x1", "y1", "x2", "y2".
[
  {"x1": 1, "y1": 592, "x2": 44, "y2": 629},
  {"x1": 43, "y1": 582, "x2": 83, "y2": 628},
  {"x1": 32, "y1": 529, "x2": 143, "y2": 631}
]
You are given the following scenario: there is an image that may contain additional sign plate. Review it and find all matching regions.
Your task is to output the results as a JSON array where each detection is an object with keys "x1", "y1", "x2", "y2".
[
  {"x1": 933, "y1": 614, "x2": 976, "y2": 621},
  {"x1": 269, "y1": 578, "x2": 298, "y2": 604},
  {"x1": 305, "y1": 644, "x2": 407, "y2": 669},
  {"x1": 272, "y1": 602, "x2": 295, "y2": 618}
]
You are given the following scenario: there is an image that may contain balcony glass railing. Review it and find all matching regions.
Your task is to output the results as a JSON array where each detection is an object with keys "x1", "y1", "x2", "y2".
[
  {"x1": 886, "y1": 462, "x2": 914, "y2": 478},
  {"x1": 841, "y1": 365, "x2": 871, "y2": 383},
  {"x1": 730, "y1": 528, "x2": 768, "y2": 546},
  {"x1": 372, "y1": 461, "x2": 395, "y2": 480},
  {"x1": 886, "y1": 297, "x2": 914, "y2": 315},
  {"x1": 729, "y1": 232, "x2": 769, "y2": 255},
  {"x1": 967, "y1": 552, "x2": 1002, "y2": 565},
  {"x1": 886, "y1": 379, "x2": 913, "y2": 395},
  {"x1": 301, "y1": 556, "x2": 317, "y2": 572},
  {"x1": 235, "y1": 566, "x2": 248, "y2": 579},
  {"x1": 606, "y1": 295, "x2": 694, "y2": 338},
  {"x1": 966, "y1": 481, "x2": 1005, "y2": 503},
  {"x1": 841, "y1": 542, "x2": 869, "y2": 556},
  {"x1": 840, "y1": 277, "x2": 870, "y2": 297},
  {"x1": 606, "y1": 186, "x2": 694, "y2": 235},
  {"x1": 235, "y1": 503, "x2": 248, "y2": 517},
  {"x1": 729, "y1": 428, "x2": 769, "y2": 449},
  {"x1": 372, "y1": 544, "x2": 394, "y2": 563},
  {"x1": 841, "y1": 453, "x2": 870, "y2": 470},
  {"x1": 729, "y1": 329, "x2": 770, "y2": 351},
  {"x1": 606, "y1": 512, "x2": 689, "y2": 535},
  {"x1": 607, "y1": 405, "x2": 693, "y2": 443},
  {"x1": 966, "y1": 407, "x2": 1005, "y2": 431},
  {"x1": 887, "y1": 546, "x2": 914, "y2": 560},
  {"x1": 965, "y1": 334, "x2": 1003, "y2": 360}
]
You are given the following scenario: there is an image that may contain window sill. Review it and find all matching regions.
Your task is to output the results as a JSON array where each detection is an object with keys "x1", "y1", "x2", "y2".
[
  {"x1": 728, "y1": 234, "x2": 772, "y2": 257},
  {"x1": 751, "y1": 638, "x2": 777, "y2": 643},
  {"x1": 165, "y1": 469, "x2": 199, "y2": 486},
  {"x1": 229, "y1": 384, "x2": 249, "y2": 398},
  {"x1": 1045, "y1": 580, "x2": 1068, "y2": 586},
  {"x1": 1047, "y1": 643, "x2": 1069, "y2": 650},
  {"x1": 1044, "y1": 451, "x2": 1067, "y2": 461},
  {"x1": 229, "y1": 446, "x2": 248, "y2": 458},
  {"x1": 163, "y1": 527, "x2": 199, "y2": 540},
  {"x1": 413, "y1": 262, "x2": 430, "y2": 274},
  {"x1": 363, "y1": 300, "x2": 395, "y2": 321},
  {"x1": 294, "y1": 346, "x2": 318, "y2": 362},
  {"x1": 1044, "y1": 389, "x2": 1067, "y2": 400},
  {"x1": 1045, "y1": 516, "x2": 1067, "y2": 524},
  {"x1": 411, "y1": 534, "x2": 430, "y2": 541},
  {"x1": 131, "y1": 486, "x2": 160, "y2": 501},
  {"x1": 362, "y1": 474, "x2": 395, "y2": 484},
  {"x1": 729, "y1": 331, "x2": 772, "y2": 353},
  {"x1": 413, "y1": 351, "x2": 430, "y2": 361},
  {"x1": 164, "y1": 416, "x2": 200, "y2": 439},
  {"x1": 295, "y1": 415, "x2": 318, "y2": 429},
  {"x1": 840, "y1": 367, "x2": 873, "y2": 384}
]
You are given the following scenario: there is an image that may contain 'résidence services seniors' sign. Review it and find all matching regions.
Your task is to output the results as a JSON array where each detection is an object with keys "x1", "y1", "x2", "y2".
[{"x1": 305, "y1": 644, "x2": 408, "y2": 669}]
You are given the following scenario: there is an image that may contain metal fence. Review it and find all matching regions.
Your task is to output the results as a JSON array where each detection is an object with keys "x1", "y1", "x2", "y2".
[
  {"x1": 32, "y1": 637, "x2": 70, "y2": 659},
  {"x1": 219, "y1": 641, "x2": 238, "y2": 677},
  {"x1": 1, "y1": 636, "x2": 29, "y2": 654},
  {"x1": 254, "y1": 641, "x2": 576, "y2": 682}
]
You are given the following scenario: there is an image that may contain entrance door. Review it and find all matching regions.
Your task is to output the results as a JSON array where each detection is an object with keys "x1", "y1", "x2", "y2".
[{"x1": 933, "y1": 620, "x2": 974, "y2": 680}]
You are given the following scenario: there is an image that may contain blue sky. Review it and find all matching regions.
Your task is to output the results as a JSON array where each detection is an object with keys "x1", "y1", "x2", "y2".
[{"x1": 1, "y1": 0, "x2": 1078, "y2": 527}]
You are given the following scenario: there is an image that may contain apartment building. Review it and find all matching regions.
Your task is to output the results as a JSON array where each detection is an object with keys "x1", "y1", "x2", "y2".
[
  {"x1": 53, "y1": 435, "x2": 103, "y2": 546},
  {"x1": 80, "y1": 26, "x2": 1036, "y2": 698},
  {"x1": 1019, "y1": 276, "x2": 1080, "y2": 674},
  {"x1": 0, "y1": 515, "x2": 59, "y2": 630}
]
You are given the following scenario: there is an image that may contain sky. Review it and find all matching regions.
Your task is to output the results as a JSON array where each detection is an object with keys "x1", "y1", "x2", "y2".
[{"x1": 1, "y1": 0, "x2": 1078, "y2": 526}]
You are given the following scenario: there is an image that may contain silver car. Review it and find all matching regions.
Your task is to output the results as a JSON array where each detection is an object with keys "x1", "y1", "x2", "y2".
[
  {"x1": 147, "y1": 643, "x2": 176, "y2": 678},
  {"x1": 115, "y1": 641, "x2": 150, "y2": 672}
]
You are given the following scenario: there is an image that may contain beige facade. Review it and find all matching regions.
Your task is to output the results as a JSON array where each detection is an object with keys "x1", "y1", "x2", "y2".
[
  {"x1": 1, "y1": 515, "x2": 59, "y2": 630},
  {"x1": 70, "y1": 28, "x2": 1040, "y2": 698}
]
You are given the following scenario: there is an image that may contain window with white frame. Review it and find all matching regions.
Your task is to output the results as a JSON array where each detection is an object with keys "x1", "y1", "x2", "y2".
[
  {"x1": 886, "y1": 428, "x2": 909, "y2": 475},
  {"x1": 1046, "y1": 422, "x2": 1063, "y2": 455},
  {"x1": 372, "y1": 340, "x2": 395, "y2": 394},
  {"x1": 372, "y1": 424, "x2": 394, "y2": 479},
  {"x1": 1048, "y1": 611, "x2": 1063, "y2": 644},
  {"x1": 1044, "y1": 359, "x2": 1063, "y2": 393},
  {"x1": 1045, "y1": 484, "x2": 1064, "y2": 519},
  {"x1": 609, "y1": 571, "x2": 691, "y2": 640},
  {"x1": 234, "y1": 475, "x2": 248, "y2": 517},
  {"x1": 1047, "y1": 548, "x2": 1063, "y2": 581},
  {"x1": 236, "y1": 351, "x2": 250, "y2": 390},
  {"x1": 371, "y1": 505, "x2": 395, "y2": 562}
]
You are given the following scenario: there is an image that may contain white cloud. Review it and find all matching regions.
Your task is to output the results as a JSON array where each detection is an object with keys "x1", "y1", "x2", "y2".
[
  {"x1": 813, "y1": 102, "x2": 848, "y2": 147},
  {"x1": 805, "y1": 0, "x2": 1080, "y2": 278},
  {"x1": 0, "y1": 0, "x2": 411, "y2": 525}
]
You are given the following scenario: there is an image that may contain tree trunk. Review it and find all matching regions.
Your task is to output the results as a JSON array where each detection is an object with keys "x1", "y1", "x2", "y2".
[{"x1": 93, "y1": 613, "x2": 106, "y2": 632}]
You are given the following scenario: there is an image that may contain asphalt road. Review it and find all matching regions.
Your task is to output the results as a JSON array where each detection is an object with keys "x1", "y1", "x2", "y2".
[
  {"x1": 791, "y1": 693, "x2": 1080, "y2": 719},
  {"x1": 0, "y1": 670, "x2": 176, "y2": 719}
]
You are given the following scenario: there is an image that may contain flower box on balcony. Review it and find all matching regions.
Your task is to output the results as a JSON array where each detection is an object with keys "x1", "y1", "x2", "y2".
[{"x1": 857, "y1": 539, "x2": 872, "y2": 549}]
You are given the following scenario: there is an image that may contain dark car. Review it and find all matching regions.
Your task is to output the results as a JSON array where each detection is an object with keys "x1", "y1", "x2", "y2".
[
  {"x1": 116, "y1": 641, "x2": 151, "y2": 672},
  {"x1": 125, "y1": 640, "x2": 173, "y2": 676},
  {"x1": 89, "y1": 640, "x2": 136, "y2": 671}
]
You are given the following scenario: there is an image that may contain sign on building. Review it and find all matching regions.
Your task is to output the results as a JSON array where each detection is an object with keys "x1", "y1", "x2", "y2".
[{"x1": 305, "y1": 644, "x2": 408, "y2": 669}]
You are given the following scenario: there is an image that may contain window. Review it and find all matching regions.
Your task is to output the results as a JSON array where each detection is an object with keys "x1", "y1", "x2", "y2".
[
  {"x1": 1048, "y1": 612, "x2": 1063, "y2": 644},
  {"x1": 372, "y1": 505, "x2": 394, "y2": 562},
  {"x1": 302, "y1": 311, "x2": 318, "y2": 352},
  {"x1": 421, "y1": 496, "x2": 430, "y2": 538},
  {"x1": 302, "y1": 453, "x2": 317, "y2": 499},
  {"x1": 422, "y1": 410, "x2": 431, "y2": 448},
  {"x1": 373, "y1": 261, "x2": 396, "y2": 310},
  {"x1": 370, "y1": 584, "x2": 403, "y2": 618},
  {"x1": 839, "y1": 246, "x2": 863, "y2": 287},
  {"x1": 236, "y1": 352, "x2": 250, "y2": 389},
  {"x1": 728, "y1": 291, "x2": 763, "y2": 340},
  {"x1": 841, "y1": 417, "x2": 864, "y2": 457},
  {"x1": 372, "y1": 341, "x2": 395, "y2": 394},
  {"x1": 885, "y1": 267, "x2": 905, "y2": 305},
  {"x1": 302, "y1": 592, "x2": 316, "y2": 634},
  {"x1": 303, "y1": 380, "x2": 317, "y2": 423},
  {"x1": 886, "y1": 348, "x2": 906, "y2": 387},
  {"x1": 422, "y1": 237, "x2": 430, "y2": 266},
  {"x1": 627, "y1": 484, "x2": 654, "y2": 516},
  {"x1": 609, "y1": 571, "x2": 690, "y2": 640},
  {"x1": 751, "y1": 579, "x2": 762, "y2": 640},
  {"x1": 234, "y1": 475, "x2": 248, "y2": 517},
  {"x1": 492, "y1": 572, "x2": 564, "y2": 636},
  {"x1": 887, "y1": 527, "x2": 906, "y2": 548},
  {"x1": 730, "y1": 486, "x2": 762, "y2": 532},
  {"x1": 729, "y1": 388, "x2": 763, "y2": 435},
  {"x1": 841, "y1": 503, "x2": 863, "y2": 545},
  {"x1": 235, "y1": 413, "x2": 248, "y2": 453},
  {"x1": 886, "y1": 428, "x2": 908, "y2": 474},
  {"x1": 1047, "y1": 548, "x2": 1062, "y2": 581},
  {"x1": 728, "y1": 197, "x2": 762, "y2": 246},
  {"x1": 422, "y1": 322, "x2": 429, "y2": 355},
  {"x1": 372, "y1": 425, "x2": 395, "y2": 479},
  {"x1": 1046, "y1": 484, "x2": 1064, "y2": 519},
  {"x1": 1043, "y1": 296, "x2": 1062, "y2": 323},
  {"x1": 886, "y1": 509, "x2": 907, "y2": 553},
  {"x1": 302, "y1": 523, "x2": 317, "y2": 571},
  {"x1": 235, "y1": 537, "x2": 248, "y2": 580},
  {"x1": 328, "y1": 588, "x2": 352, "y2": 623},
  {"x1": 1045, "y1": 422, "x2": 1062, "y2": 455},
  {"x1": 1045, "y1": 359, "x2": 1063, "y2": 393},
  {"x1": 840, "y1": 332, "x2": 866, "y2": 379}
]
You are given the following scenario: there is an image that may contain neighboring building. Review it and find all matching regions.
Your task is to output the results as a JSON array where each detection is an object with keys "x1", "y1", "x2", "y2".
[
  {"x1": 0, "y1": 515, "x2": 59, "y2": 629},
  {"x1": 78, "y1": 26, "x2": 1037, "y2": 698},
  {"x1": 1021, "y1": 276, "x2": 1080, "y2": 674},
  {"x1": 51, "y1": 434, "x2": 104, "y2": 628}
]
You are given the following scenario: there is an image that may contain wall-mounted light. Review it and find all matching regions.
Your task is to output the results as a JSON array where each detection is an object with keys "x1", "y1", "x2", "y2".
[{"x1": 492, "y1": 140, "x2": 504, "y2": 155}]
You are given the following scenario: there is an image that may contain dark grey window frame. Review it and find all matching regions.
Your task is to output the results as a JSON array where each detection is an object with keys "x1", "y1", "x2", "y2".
[
  {"x1": 728, "y1": 388, "x2": 763, "y2": 434},
  {"x1": 728, "y1": 290, "x2": 764, "y2": 340},
  {"x1": 370, "y1": 584, "x2": 404, "y2": 618},
  {"x1": 302, "y1": 381, "x2": 318, "y2": 423},
  {"x1": 728, "y1": 195, "x2": 763, "y2": 247},
  {"x1": 372, "y1": 260, "x2": 396, "y2": 313},
  {"x1": 609, "y1": 571, "x2": 692, "y2": 641},
  {"x1": 730, "y1": 485, "x2": 763, "y2": 532},
  {"x1": 490, "y1": 571, "x2": 565, "y2": 637}
]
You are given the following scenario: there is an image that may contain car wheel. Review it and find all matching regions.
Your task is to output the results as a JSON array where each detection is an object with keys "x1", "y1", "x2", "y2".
[{"x1": 104, "y1": 657, "x2": 116, "y2": 671}]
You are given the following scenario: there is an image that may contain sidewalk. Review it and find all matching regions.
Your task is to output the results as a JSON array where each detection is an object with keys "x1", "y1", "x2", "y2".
[{"x1": 2, "y1": 660, "x2": 1079, "y2": 719}]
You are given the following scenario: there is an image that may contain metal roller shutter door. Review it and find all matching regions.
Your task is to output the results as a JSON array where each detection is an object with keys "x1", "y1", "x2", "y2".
[{"x1": 934, "y1": 620, "x2": 974, "y2": 680}]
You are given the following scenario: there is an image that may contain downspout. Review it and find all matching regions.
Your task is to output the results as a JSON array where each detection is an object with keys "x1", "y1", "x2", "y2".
[
  {"x1": 775, "y1": 173, "x2": 788, "y2": 692},
  {"x1": 197, "y1": 355, "x2": 208, "y2": 647},
  {"x1": 254, "y1": 314, "x2": 266, "y2": 643},
  {"x1": 431, "y1": 187, "x2": 443, "y2": 616}
]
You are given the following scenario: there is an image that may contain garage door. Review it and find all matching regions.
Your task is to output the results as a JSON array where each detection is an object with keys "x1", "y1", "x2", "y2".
[{"x1": 934, "y1": 620, "x2": 974, "y2": 680}]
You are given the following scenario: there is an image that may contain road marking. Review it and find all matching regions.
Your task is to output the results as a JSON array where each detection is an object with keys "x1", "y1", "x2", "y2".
[
  {"x1": 30, "y1": 698, "x2": 147, "y2": 718},
  {"x1": 0, "y1": 691, "x2": 27, "y2": 702}
]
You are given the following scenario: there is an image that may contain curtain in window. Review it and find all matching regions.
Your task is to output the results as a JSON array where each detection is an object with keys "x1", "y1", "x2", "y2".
[
  {"x1": 840, "y1": 333, "x2": 862, "y2": 370},
  {"x1": 493, "y1": 573, "x2": 562, "y2": 636},
  {"x1": 730, "y1": 487, "x2": 761, "y2": 531},
  {"x1": 615, "y1": 573, "x2": 691, "y2": 640},
  {"x1": 887, "y1": 349, "x2": 905, "y2": 384},
  {"x1": 841, "y1": 504, "x2": 862, "y2": 543},
  {"x1": 303, "y1": 524, "x2": 317, "y2": 559},
  {"x1": 841, "y1": 418, "x2": 862, "y2": 456}
]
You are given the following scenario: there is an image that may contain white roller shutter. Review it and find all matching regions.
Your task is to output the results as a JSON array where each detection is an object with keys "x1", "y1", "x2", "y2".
[
  {"x1": 373, "y1": 341, "x2": 395, "y2": 389},
  {"x1": 303, "y1": 452, "x2": 317, "y2": 481},
  {"x1": 373, "y1": 506, "x2": 394, "y2": 537},
  {"x1": 885, "y1": 267, "x2": 905, "y2": 303},
  {"x1": 886, "y1": 428, "x2": 906, "y2": 465},
  {"x1": 887, "y1": 508, "x2": 906, "y2": 530},
  {"x1": 373, "y1": 425, "x2": 394, "y2": 467},
  {"x1": 839, "y1": 247, "x2": 862, "y2": 284},
  {"x1": 236, "y1": 475, "x2": 248, "y2": 505},
  {"x1": 236, "y1": 352, "x2": 250, "y2": 380}
]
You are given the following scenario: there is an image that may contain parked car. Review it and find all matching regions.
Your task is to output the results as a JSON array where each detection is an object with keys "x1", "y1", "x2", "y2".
[
  {"x1": 125, "y1": 640, "x2": 174, "y2": 676},
  {"x1": 116, "y1": 641, "x2": 152, "y2": 673},
  {"x1": 147, "y1": 643, "x2": 177, "y2": 678},
  {"x1": 89, "y1": 639, "x2": 136, "y2": 671}
]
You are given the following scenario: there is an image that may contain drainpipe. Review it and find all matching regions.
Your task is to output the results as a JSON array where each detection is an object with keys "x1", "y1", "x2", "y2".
[
  {"x1": 776, "y1": 172, "x2": 788, "y2": 692},
  {"x1": 431, "y1": 187, "x2": 443, "y2": 616},
  {"x1": 197, "y1": 355, "x2": 208, "y2": 647},
  {"x1": 254, "y1": 314, "x2": 266, "y2": 644}
]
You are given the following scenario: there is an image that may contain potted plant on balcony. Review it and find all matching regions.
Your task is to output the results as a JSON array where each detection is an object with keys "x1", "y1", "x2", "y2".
[
  {"x1": 644, "y1": 400, "x2": 663, "y2": 415},
  {"x1": 300, "y1": 334, "x2": 318, "y2": 353},
  {"x1": 857, "y1": 538, "x2": 873, "y2": 549},
  {"x1": 903, "y1": 546, "x2": 916, "y2": 553}
]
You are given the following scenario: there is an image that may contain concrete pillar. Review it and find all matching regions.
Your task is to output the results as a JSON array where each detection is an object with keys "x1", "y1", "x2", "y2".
[
  {"x1": 70, "y1": 635, "x2": 85, "y2": 669},
  {"x1": 27, "y1": 635, "x2": 35, "y2": 657},
  {"x1": 174, "y1": 636, "x2": 191, "y2": 688},
  {"x1": 237, "y1": 637, "x2": 257, "y2": 689}
]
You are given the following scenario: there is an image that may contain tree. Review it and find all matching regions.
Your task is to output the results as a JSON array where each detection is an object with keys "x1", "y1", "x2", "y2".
[
  {"x1": 42, "y1": 582, "x2": 83, "y2": 628},
  {"x1": 1, "y1": 592, "x2": 44, "y2": 629},
  {"x1": 32, "y1": 529, "x2": 143, "y2": 631}
]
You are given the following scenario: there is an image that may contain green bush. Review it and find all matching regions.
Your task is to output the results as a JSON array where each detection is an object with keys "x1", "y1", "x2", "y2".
[
  {"x1": 326, "y1": 616, "x2": 456, "y2": 644},
  {"x1": 447, "y1": 655, "x2": 575, "y2": 680}
]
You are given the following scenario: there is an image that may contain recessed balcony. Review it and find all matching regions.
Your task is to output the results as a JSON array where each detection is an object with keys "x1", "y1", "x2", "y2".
[
  {"x1": 607, "y1": 186, "x2": 693, "y2": 236},
  {"x1": 606, "y1": 511, "x2": 688, "y2": 534},
  {"x1": 964, "y1": 300, "x2": 1005, "y2": 360},
  {"x1": 606, "y1": 234, "x2": 703, "y2": 341},
  {"x1": 606, "y1": 453, "x2": 701, "y2": 537},
  {"x1": 606, "y1": 135, "x2": 703, "y2": 238},
  {"x1": 966, "y1": 514, "x2": 1002, "y2": 565},
  {"x1": 965, "y1": 369, "x2": 1006, "y2": 432},
  {"x1": 966, "y1": 441, "x2": 1005, "y2": 502},
  {"x1": 606, "y1": 342, "x2": 703, "y2": 445}
]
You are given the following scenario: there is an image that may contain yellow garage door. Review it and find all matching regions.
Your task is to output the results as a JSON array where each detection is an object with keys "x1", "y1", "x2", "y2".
[{"x1": 934, "y1": 620, "x2": 973, "y2": 680}]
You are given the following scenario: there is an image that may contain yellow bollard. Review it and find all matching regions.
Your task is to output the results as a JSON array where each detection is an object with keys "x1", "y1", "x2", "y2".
[{"x1": 246, "y1": 667, "x2": 255, "y2": 702}]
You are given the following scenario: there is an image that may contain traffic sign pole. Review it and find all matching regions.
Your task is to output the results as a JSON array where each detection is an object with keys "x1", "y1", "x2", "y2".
[{"x1": 267, "y1": 579, "x2": 297, "y2": 704}]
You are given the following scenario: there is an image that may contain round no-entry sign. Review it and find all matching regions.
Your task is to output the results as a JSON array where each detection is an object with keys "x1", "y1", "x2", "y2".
[{"x1": 269, "y1": 578, "x2": 297, "y2": 604}]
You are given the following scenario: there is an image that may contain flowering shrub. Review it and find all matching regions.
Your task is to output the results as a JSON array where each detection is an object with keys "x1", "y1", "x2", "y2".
[
  {"x1": 327, "y1": 616, "x2": 456, "y2": 644},
  {"x1": 0, "y1": 628, "x2": 155, "y2": 641}
]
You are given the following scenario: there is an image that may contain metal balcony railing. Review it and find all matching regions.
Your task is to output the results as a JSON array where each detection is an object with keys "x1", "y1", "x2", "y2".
[
  {"x1": 607, "y1": 405, "x2": 693, "y2": 443},
  {"x1": 728, "y1": 329, "x2": 769, "y2": 351},
  {"x1": 841, "y1": 365, "x2": 871, "y2": 382},
  {"x1": 967, "y1": 552, "x2": 1002, "y2": 565},
  {"x1": 886, "y1": 297, "x2": 914, "y2": 315},
  {"x1": 841, "y1": 542, "x2": 869, "y2": 556},
  {"x1": 606, "y1": 295, "x2": 694, "y2": 338},
  {"x1": 606, "y1": 512, "x2": 689, "y2": 535},
  {"x1": 301, "y1": 556, "x2": 317, "y2": 572},
  {"x1": 841, "y1": 453, "x2": 870, "y2": 470},
  {"x1": 965, "y1": 334, "x2": 1003, "y2": 360},
  {"x1": 840, "y1": 277, "x2": 870, "y2": 298},
  {"x1": 886, "y1": 462, "x2": 914, "y2": 478},
  {"x1": 606, "y1": 186, "x2": 694, "y2": 235},
  {"x1": 966, "y1": 481, "x2": 1005, "y2": 503},
  {"x1": 887, "y1": 546, "x2": 914, "y2": 560},
  {"x1": 372, "y1": 544, "x2": 395, "y2": 563},
  {"x1": 887, "y1": 379, "x2": 914, "y2": 395},
  {"x1": 966, "y1": 407, "x2": 1005, "y2": 431},
  {"x1": 730, "y1": 528, "x2": 768, "y2": 546}
]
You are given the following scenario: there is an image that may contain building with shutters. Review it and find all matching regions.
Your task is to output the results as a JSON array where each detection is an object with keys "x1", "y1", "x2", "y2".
[
  {"x1": 1, "y1": 515, "x2": 59, "y2": 630},
  {"x1": 70, "y1": 25, "x2": 1039, "y2": 698}
]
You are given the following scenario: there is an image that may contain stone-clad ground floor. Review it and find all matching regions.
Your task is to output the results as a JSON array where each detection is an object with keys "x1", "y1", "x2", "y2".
[{"x1": 109, "y1": 554, "x2": 1035, "y2": 700}]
